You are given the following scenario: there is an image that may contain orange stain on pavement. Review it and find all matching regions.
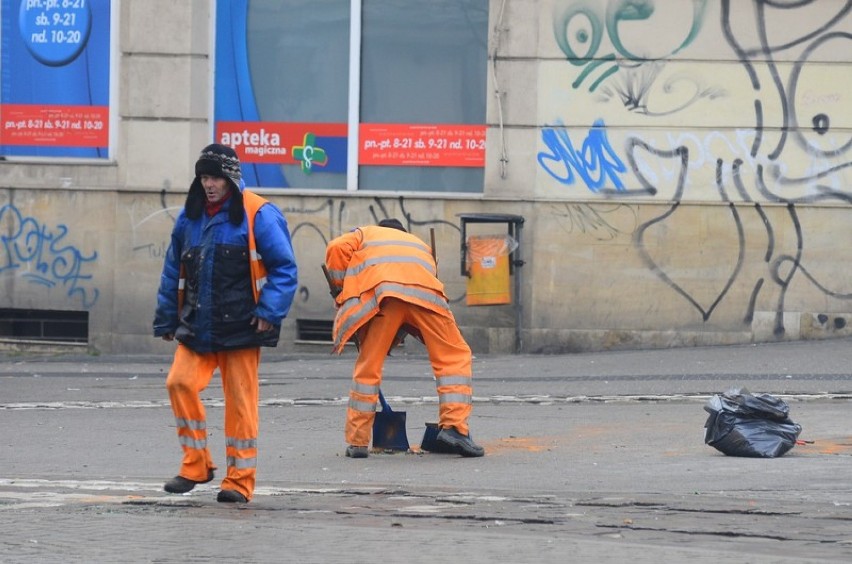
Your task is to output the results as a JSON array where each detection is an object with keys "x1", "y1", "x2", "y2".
[
  {"x1": 794, "y1": 437, "x2": 852, "y2": 456},
  {"x1": 484, "y1": 436, "x2": 554, "y2": 453}
]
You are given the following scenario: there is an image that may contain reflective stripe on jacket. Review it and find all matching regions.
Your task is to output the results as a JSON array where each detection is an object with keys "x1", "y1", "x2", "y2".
[
  {"x1": 325, "y1": 225, "x2": 450, "y2": 353},
  {"x1": 244, "y1": 191, "x2": 269, "y2": 303}
]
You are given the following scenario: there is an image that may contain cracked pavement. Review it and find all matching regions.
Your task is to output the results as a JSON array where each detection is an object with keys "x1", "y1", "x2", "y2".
[{"x1": 2, "y1": 339, "x2": 852, "y2": 562}]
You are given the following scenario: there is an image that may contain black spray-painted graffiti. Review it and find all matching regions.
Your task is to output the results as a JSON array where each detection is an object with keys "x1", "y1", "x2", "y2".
[
  {"x1": 550, "y1": 202, "x2": 638, "y2": 242},
  {"x1": 131, "y1": 190, "x2": 180, "y2": 261},
  {"x1": 717, "y1": 0, "x2": 852, "y2": 333},
  {"x1": 282, "y1": 196, "x2": 464, "y2": 304},
  {"x1": 0, "y1": 203, "x2": 100, "y2": 308},
  {"x1": 546, "y1": 0, "x2": 852, "y2": 335},
  {"x1": 151, "y1": 193, "x2": 465, "y2": 305}
]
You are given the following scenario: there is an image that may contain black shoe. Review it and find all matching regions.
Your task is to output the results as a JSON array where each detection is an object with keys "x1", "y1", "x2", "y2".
[
  {"x1": 436, "y1": 428, "x2": 485, "y2": 457},
  {"x1": 345, "y1": 445, "x2": 369, "y2": 458},
  {"x1": 217, "y1": 489, "x2": 248, "y2": 503},
  {"x1": 163, "y1": 469, "x2": 214, "y2": 494}
]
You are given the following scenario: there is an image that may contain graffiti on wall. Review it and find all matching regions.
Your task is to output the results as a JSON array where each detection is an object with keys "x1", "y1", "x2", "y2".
[
  {"x1": 0, "y1": 203, "x2": 99, "y2": 308},
  {"x1": 549, "y1": 202, "x2": 637, "y2": 242},
  {"x1": 282, "y1": 196, "x2": 466, "y2": 306},
  {"x1": 552, "y1": 0, "x2": 711, "y2": 107},
  {"x1": 137, "y1": 192, "x2": 465, "y2": 309},
  {"x1": 129, "y1": 189, "x2": 180, "y2": 261},
  {"x1": 538, "y1": 119, "x2": 629, "y2": 192},
  {"x1": 543, "y1": 0, "x2": 852, "y2": 334}
]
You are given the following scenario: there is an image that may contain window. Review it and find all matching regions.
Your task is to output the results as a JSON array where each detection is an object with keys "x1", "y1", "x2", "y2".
[
  {"x1": 0, "y1": 0, "x2": 115, "y2": 160},
  {"x1": 0, "y1": 308, "x2": 89, "y2": 344},
  {"x1": 214, "y1": 0, "x2": 488, "y2": 192}
]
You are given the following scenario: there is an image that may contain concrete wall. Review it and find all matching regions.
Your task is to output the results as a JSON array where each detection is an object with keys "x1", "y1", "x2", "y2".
[{"x1": 1, "y1": 0, "x2": 851, "y2": 355}]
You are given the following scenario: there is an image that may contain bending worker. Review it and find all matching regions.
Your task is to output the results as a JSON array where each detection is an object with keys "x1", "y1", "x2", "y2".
[
  {"x1": 325, "y1": 218, "x2": 484, "y2": 458},
  {"x1": 153, "y1": 143, "x2": 298, "y2": 503}
]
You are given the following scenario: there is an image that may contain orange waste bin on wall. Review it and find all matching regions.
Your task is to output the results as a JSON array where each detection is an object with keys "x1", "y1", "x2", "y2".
[{"x1": 466, "y1": 235, "x2": 512, "y2": 306}]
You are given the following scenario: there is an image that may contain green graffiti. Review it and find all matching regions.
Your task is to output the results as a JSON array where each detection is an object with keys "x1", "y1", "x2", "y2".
[{"x1": 553, "y1": 0, "x2": 709, "y2": 91}]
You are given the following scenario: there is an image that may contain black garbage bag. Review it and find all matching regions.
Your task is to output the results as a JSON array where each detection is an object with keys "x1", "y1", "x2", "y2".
[{"x1": 703, "y1": 387, "x2": 802, "y2": 458}]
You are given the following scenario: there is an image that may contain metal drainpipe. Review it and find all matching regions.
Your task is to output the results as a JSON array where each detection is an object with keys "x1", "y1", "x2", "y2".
[{"x1": 513, "y1": 220, "x2": 523, "y2": 354}]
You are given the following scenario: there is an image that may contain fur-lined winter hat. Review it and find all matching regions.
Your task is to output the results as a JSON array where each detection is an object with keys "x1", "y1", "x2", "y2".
[{"x1": 184, "y1": 143, "x2": 245, "y2": 225}]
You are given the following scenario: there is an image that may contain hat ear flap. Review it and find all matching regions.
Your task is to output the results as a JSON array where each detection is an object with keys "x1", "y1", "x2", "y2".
[
  {"x1": 228, "y1": 185, "x2": 245, "y2": 225},
  {"x1": 185, "y1": 178, "x2": 205, "y2": 220}
]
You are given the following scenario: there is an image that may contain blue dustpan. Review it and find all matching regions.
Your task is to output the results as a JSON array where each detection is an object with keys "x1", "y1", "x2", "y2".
[
  {"x1": 372, "y1": 391, "x2": 410, "y2": 451},
  {"x1": 420, "y1": 422, "x2": 457, "y2": 453}
]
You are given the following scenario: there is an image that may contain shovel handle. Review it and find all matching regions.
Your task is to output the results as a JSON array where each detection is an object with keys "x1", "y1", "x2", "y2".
[
  {"x1": 378, "y1": 390, "x2": 392, "y2": 412},
  {"x1": 429, "y1": 227, "x2": 437, "y2": 275},
  {"x1": 321, "y1": 264, "x2": 340, "y2": 298}
]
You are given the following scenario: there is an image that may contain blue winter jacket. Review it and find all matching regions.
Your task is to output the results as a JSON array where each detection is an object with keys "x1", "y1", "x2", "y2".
[{"x1": 153, "y1": 195, "x2": 298, "y2": 352}]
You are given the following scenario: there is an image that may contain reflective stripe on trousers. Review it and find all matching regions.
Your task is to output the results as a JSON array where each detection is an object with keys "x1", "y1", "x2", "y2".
[
  {"x1": 166, "y1": 344, "x2": 261, "y2": 500},
  {"x1": 345, "y1": 297, "x2": 473, "y2": 446}
]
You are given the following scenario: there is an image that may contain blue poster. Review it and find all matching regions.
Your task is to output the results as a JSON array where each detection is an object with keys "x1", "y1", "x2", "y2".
[{"x1": 1, "y1": 0, "x2": 112, "y2": 158}]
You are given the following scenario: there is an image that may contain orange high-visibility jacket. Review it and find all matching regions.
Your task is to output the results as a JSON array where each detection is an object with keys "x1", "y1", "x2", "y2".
[{"x1": 325, "y1": 225, "x2": 450, "y2": 353}]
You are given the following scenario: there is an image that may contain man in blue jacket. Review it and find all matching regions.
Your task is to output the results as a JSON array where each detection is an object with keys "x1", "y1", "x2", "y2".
[{"x1": 154, "y1": 143, "x2": 298, "y2": 503}]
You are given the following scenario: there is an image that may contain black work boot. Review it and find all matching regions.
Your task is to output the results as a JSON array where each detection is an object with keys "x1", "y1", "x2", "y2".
[
  {"x1": 345, "y1": 445, "x2": 369, "y2": 458},
  {"x1": 436, "y1": 428, "x2": 485, "y2": 457},
  {"x1": 163, "y1": 469, "x2": 215, "y2": 494},
  {"x1": 217, "y1": 489, "x2": 248, "y2": 503}
]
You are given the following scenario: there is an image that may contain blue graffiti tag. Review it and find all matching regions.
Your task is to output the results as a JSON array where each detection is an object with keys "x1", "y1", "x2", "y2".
[
  {"x1": 537, "y1": 119, "x2": 627, "y2": 191},
  {"x1": 0, "y1": 203, "x2": 100, "y2": 308}
]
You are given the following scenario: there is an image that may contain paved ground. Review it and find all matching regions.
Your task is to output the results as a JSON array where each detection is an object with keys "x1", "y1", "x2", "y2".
[{"x1": 1, "y1": 338, "x2": 852, "y2": 563}]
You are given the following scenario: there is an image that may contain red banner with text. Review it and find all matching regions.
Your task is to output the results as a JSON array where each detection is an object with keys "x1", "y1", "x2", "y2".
[
  {"x1": 0, "y1": 104, "x2": 109, "y2": 147},
  {"x1": 216, "y1": 121, "x2": 347, "y2": 165},
  {"x1": 359, "y1": 123, "x2": 486, "y2": 167}
]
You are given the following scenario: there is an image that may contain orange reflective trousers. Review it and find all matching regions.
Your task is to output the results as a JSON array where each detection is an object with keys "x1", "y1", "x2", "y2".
[
  {"x1": 166, "y1": 344, "x2": 260, "y2": 500},
  {"x1": 346, "y1": 298, "x2": 473, "y2": 446}
]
